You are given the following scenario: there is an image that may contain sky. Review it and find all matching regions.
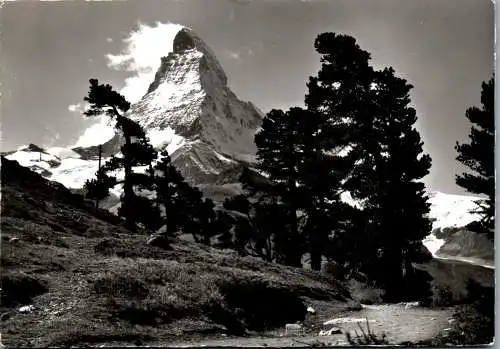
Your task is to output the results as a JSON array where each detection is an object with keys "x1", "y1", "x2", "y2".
[{"x1": 0, "y1": 0, "x2": 495, "y2": 195}]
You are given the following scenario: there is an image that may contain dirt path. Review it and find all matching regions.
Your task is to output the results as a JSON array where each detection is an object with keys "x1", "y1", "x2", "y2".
[{"x1": 166, "y1": 303, "x2": 454, "y2": 347}]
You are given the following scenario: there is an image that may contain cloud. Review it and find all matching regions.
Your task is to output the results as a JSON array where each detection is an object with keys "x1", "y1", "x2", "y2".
[
  {"x1": 227, "y1": 46, "x2": 255, "y2": 60},
  {"x1": 68, "y1": 102, "x2": 89, "y2": 114},
  {"x1": 228, "y1": 50, "x2": 241, "y2": 60},
  {"x1": 105, "y1": 21, "x2": 184, "y2": 103},
  {"x1": 73, "y1": 115, "x2": 116, "y2": 148},
  {"x1": 106, "y1": 37, "x2": 114, "y2": 43}
]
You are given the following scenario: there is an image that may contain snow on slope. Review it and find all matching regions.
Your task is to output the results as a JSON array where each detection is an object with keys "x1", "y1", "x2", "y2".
[
  {"x1": 423, "y1": 191, "x2": 483, "y2": 256},
  {"x1": 426, "y1": 191, "x2": 482, "y2": 230},
  {"x1": 5, "y1": 148, "x2": 60, "y2": 177},
  {"x1": 147, "y1": 127, "x2": 187, "y2": 155},
  {"x1": 46, "y1": 147, "x2": 81, "y2": 160},
  {"x1": 50, "y1": 158, "x2": 103, "y2": 189}
]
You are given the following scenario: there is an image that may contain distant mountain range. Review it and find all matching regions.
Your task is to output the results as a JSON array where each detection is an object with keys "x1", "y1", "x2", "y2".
[{"x1": 2, "y1": 26, "x2": 492, "y2": 269}]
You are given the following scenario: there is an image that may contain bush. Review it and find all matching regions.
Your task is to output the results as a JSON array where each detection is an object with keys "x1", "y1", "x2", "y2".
[
  {"x1": 1, "y1": 271, "x2": 48, "y2": 306},
  {"x1": 430, "y1": 283, "x2": 457, "y2": 307},
  {"x1": 348, "y1": 279, "x2": 384, "y2": 305},
  {"x1": 107, "y1": 299, "x2": 159, "y2": 326},
  {"x1": 423, "y1": 279, "x2": 494, "y2": 346},
  {"x1": 444, "y1": 280, "x2": 494, "y2": 345},
  {"x1": 217, "y1": 277, "x2": 306, "y2": 331},
  {"x1": 345, "y1": 320, "x2": 389, "y2": 345}
]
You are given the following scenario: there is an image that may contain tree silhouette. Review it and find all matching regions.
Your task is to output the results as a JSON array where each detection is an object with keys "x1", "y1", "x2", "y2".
[
  {"x1": 83, "y1": 79, "x2": 158, "y2": 232},
  {"x1": 358, "y1": 67, "x2": 432, "y2": 301},
  {"x1": 455, "y1": 78, "x2": 495, "y2": 239},
  {"x1": 154, "y1": 150, "x2": 185, "y2": 236},
  {"x1": 253, "y1": 109, "x2": 304, "y2": 267},
  {"x1": 305, "y1": 33, "x2": 374, "y2": 271},
  {"x1": 304, "y1": 33, "x2": 433, "y2": 299}
]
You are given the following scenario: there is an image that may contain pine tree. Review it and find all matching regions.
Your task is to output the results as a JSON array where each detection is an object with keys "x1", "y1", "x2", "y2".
[
  {"x1": 83, "y1": 79, "x2": 158, "y2": 232},
  {"x1": 455, "y1": 78, "x2": 495, "y2": 239},
  {"x1": 176, "y1": 182, "x2": 219, "y2": 245},
  {"x1": 253, "y1": 109, "x2": 304, "y2": 267},
  {"x1": 223, "y1": 194, "x2": 255, "y2": 255},
  {"x1": 359, "y1": 67, "x2": 432, "y2": 300},
  {"x1": 304, "y1": 33, "x2": 374, "y2": 271},
  {"x1": 154, "y1": 150, "x2": 186, "y2": 236},
  {"x1": 305, "y1": 33, "x2": 433, "y2": 298},
  {"x1": 83, "y1": 167, "x2": 116, "y2": 208}
]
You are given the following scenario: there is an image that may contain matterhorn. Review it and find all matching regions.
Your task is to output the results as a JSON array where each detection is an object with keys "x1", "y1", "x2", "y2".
[{"x1": 6, "y1": 26, "x2": 263, "y2": 203}]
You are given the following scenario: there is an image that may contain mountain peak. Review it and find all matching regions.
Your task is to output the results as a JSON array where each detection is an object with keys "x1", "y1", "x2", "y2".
[
  {"x1": 173, "y1": 28, "x2": 196, "y2": 53},
  {"x1": 145, "y1": 27, "x2": 227, "y2": 96},
  {"x1": 127, "y1": 27, "x2": 262, "y2": 186}
]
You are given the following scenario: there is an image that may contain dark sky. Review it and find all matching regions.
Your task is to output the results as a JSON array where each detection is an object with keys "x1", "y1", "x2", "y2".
[{"x1": 1, "y1": 0, "x2": 494, "y2": 195}]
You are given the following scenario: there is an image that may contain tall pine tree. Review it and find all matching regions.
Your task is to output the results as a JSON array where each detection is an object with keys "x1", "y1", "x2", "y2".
[
  {"x1": 361, "y1": 68, "x2": 433, "y2": 301},
  {"x1": 153, "y1": 150, "x2": 186, "y2": 236},
  {"x1": 83, "y1": 79, "x2": 159, "y2": 232},
  {"x1": 455, "y1": 77, "x2": 495, "y2": 239},
  {"x1": 253, "y1": 109, "x2": 304, "y2": 267},
  {"x1": 305, "y1": 33, "x2": 433, "y2": 299},
  {"x1": 305, "y1": 33, "x2": 374, "y2": 272}
]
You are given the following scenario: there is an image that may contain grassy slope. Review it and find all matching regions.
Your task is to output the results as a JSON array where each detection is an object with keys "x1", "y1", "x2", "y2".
[{"x1": 0, "y1": 157, "x2": 352, "y2": 347}]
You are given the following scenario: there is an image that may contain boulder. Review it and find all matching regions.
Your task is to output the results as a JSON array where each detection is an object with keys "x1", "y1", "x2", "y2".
[
  {"x1": 285, "y1": 322, "x2": 304, "y2": 335},
  {"x1": 146, "y1": 234, "x2": 170, "y2": 249},
  {"x1": 18, "y1": 305, "x2": 35, "y2": 313},
  {"x1": 319, "y1": 327, "x2": 342, "y2": 336}
]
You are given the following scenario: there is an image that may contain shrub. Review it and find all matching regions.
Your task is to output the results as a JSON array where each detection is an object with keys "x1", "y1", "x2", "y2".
[
  {"x1": 1, "y1": 271, "x2": 48, "y2": 306},
  {"x1": 217, "y1": 277, "x2": 306, "y2": 331},
  {"x1": 444, "y1": 280, "x2": 494, "y2": 345},
  {"x1": 345, "y1": 319, "x2": 389, "y2": 345},
  {"x1": 430, "y1": 283, "x2": 457, "y2": 307},
  {"x1": 423, "y1": 279, "x2": 494, "y2": 346},
  {"x1": 348, "y1": 279, "x2": 384, "y2": 305}
]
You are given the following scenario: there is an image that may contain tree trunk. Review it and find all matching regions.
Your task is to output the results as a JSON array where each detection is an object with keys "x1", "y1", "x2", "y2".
[
  {"x1": 95, "y1": 144, "x2": 102, "y2": 210},
  {"x1": 123, "y1": 135, "x2": 135, "y2": 232},
  {"x1": 310, "y1": 242, "x2": 322, "y2": 271},
  {"x1": 287, "y1": 179, "x2": 302, "y2": 267}
]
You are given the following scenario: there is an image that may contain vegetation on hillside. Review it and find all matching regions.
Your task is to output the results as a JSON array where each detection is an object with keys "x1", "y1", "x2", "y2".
[{"x1": 1, "y1": 156, "x2": 351, "y2": 347}]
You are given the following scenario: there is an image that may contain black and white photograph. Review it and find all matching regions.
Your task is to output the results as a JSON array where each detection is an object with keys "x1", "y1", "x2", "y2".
[{"x1": 0, "y1": 0, "x2": 495, "y2": 346}]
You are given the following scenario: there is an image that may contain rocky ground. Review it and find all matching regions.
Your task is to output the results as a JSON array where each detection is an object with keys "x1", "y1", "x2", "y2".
[{"x1": 166, "y1": 303, "x2": 455, "y2": 347}]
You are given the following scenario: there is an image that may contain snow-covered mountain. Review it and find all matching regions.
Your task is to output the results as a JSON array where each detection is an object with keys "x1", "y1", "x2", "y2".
[
  {"x1": 423, "y1": 191, "x2": 493, "y2": 268},
  {"x1": 87, "y1": 27, "x2": 263, "y2": 187},
  {"x1": 5, "y1": 26, "x2": 262, "y2": 199}
]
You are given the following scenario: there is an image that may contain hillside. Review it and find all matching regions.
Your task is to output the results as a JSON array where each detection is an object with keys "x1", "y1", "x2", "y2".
[
  {"x1": 1, "y1": 156, "x2": 354, "y2": 347},
  {"x1": 2, "y1": 156, "x2": 494, "y2": 347}
]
